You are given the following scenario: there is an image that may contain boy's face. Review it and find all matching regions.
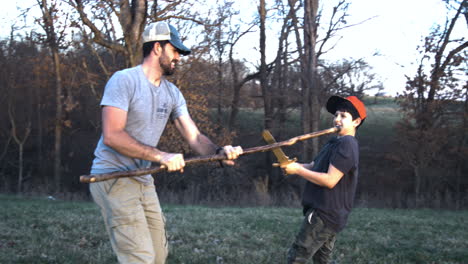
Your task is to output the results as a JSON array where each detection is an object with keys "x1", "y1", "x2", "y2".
[{"x1": 333, "y1": 110, "x2": 361, "y2": 136}]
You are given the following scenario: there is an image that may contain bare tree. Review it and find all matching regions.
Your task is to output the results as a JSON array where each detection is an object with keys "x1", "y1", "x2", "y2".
[
  {"x1": 301, "y1": 0, "x2": 320, "y2": 159},
  {"x1": 288, "y1": 0, "x2": 374, "y2": 157},
  {"x1": 68, "y1": 0, "x2": 147, "y2": 67},
  {"x1": 202, "y1": 0, "x2": 258, "y2": 130},
  {"x1": 426, "y1": 0, "x2": 468, "y2": 103},
  {"x1": 36, "y1": 0, "x2": 69, "y2": 191},
  {"x1": 8, "y1": 103, "x2": 31, "y2": 193},
  {"x1": 227, "y1": 25, "x2": 257, "y2": 131},
  {"x1": 207, "y1": 0, "x2": 237, "y2": 125},
  {"x1": 321, "y1": 59, "x2": 383, "y2": 101},
  {"x1": 396, "y1": 0, "x2": 467, "y2": 204},
  {"x1": 259, "y1": 0, "x2": 272, "y2": 130},
  {"x1": 68, "y1": 0, "x2": 203, "y2": 67},
  {"x1": 454, "y1": 80, "x2": 468, "y2": 209}
]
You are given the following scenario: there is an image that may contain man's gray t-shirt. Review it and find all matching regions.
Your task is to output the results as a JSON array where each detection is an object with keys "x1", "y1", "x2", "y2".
[{"x1": 90, "y1": 65, "x2": 189, "y2": 184}]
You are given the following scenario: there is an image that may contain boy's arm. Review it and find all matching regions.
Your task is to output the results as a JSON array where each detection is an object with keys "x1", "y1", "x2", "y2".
[{"x1": 281, "y1": 162, "x2": 344, "y2": 189}]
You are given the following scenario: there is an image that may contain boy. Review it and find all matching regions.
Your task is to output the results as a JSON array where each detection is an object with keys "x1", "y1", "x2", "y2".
[{"x1": 282, "y1": 95, "x2": 366, "y2": 264}]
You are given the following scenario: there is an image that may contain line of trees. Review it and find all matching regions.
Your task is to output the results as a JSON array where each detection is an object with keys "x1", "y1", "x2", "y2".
[
  {"x1": 394, "y1": 0, "x2": 467, "y2": 208},
  {"x1": 0, "y1": 0, "x2": 466, "y2": 208}
]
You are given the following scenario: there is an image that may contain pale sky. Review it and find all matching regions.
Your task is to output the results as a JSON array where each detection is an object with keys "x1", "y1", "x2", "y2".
[
  {"x1": 232, "y1": 0, "x2": 456, "y2": 96},
  {"x1": 322, "y1": 0, "x2": 451, "y2": 96},
  {"x1": 1, "y1": 0, "x2": 463, "y2": 96}
]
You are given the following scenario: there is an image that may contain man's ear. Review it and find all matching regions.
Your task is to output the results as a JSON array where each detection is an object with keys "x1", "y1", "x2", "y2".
[{"x1": 152, "y1": 42, "x2": 163, "y2": 56}]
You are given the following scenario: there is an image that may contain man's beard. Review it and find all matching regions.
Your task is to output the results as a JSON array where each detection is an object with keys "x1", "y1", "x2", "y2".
[{"x1": 159, "y1": 54, "x2": 175, "y2": 76}]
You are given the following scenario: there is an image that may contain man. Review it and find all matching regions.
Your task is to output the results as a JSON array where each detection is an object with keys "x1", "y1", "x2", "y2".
[
  {"x1": 281, "y1": 95, "x2": 366, "y2": 264},
  {"x1": 89, "y1": 21, "x2": 243, "y2": 264}
]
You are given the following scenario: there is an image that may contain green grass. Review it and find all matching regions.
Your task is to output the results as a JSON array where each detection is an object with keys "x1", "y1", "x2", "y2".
[
  {"x1": 1, "y1": 195, "x2": 467, "y2": 263},
  {"x1": 234, "y1": 97, "x2": 402, "y2": 132}
]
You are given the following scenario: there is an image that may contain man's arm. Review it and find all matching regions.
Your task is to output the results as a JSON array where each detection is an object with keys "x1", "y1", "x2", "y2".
[
  {"x1": 101, "y1": 106, "x2": 185, "y2": 171},
  {"x1": 281, "y1": 162, "x2": 344, "y2": 189},
  {"x1": 173, "y1": 115, "x2": 242, "y2": 165}
]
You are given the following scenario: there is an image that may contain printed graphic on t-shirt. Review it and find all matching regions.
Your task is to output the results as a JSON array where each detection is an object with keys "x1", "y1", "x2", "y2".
[{"x1": 157, "y1": 102, "x2": 169, "y2": 119}]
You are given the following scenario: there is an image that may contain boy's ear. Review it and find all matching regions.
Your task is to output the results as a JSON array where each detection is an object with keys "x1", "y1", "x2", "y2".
[{"x1": 353, "y1": 117, "x2": 362, "y2": 128}]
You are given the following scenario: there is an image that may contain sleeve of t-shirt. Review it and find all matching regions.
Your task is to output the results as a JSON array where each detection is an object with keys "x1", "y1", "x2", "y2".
[
  {"x1": 100, "y1": 71, "x2": 132, "y2": 111},
  {"x1": 170, "y1": 86, "x2": 189, "y2": 121},
  {"x1": 330, "y1": 137, "x2": 356, "y2": 174}
]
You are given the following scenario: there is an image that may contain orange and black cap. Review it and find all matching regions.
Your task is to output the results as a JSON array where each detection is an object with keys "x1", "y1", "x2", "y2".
[{"x1": 326, "y1": 95, "x2": 367, "y2": 121}]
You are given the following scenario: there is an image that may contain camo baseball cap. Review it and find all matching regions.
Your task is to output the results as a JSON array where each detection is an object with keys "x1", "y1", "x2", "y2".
[{"x1": 142, "y1": 21, "x2": 191, "y2": 55}]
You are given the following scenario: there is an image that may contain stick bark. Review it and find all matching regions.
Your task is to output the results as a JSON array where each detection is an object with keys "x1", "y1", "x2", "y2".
[{"x1": 80, "y1": 126, "x2": 339, "y2": 183}]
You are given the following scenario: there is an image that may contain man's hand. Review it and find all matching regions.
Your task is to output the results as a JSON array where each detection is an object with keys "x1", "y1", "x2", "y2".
[
  {"x1": 159, "y1": 152, "x2": 185, "y2": 172},
  {"x1": 219, "y1": 145, "x2": 243, "y2": 166}
]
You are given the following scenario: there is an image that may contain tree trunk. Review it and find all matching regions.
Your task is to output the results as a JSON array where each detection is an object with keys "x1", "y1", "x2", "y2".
[
  {"x1": 310, "y1": 77, "x2": 321, "y2": 157},
  {"x1": 71, "y1": 0, "x2": 147, "y2": 67},
  {"x1": 8, "y1": 103, "x2": 31, "y2": 193},
  {"x1": 259, "y1": 0, "x2": 272, "y2": 130},
  {"x1": 34, "y1": 67, "x2": 45, "y2": 184},
  {"x1": 272, "y1": 7, "x2": 295, "y2": 138},
  {"x1": 228, "y1": 72, "x2": 260, "y2": 131},
  {"x1": 228, "y1": 82, "x2": 241, "y2": 130},
  {"x1": 258, "y1": 0, "x2": 273, "y2": 197},
  {"x1": 52, "y1": 50, "x2": 63, "y2": 192},
  {"x1": 17, "y1": 144, "x2": 24, "y2": 193},
  {"x1": 277, "y1": 55, "x2": 287, "y2": 137},
  {"x1": 455, "y1": 84, "x2": 468, "y2": 209},
  {"x1": 39, "y1": 0, "x2": 65, "y2": 192},
  {"x1": 413, "y1": 165, "x2": 421, "y2": 205},
  {"x1": 303, "y1": 0, "x2": 319, "y2": 159},
  {"x1": 227, "y1": 40, "x2": 241, "y2": 130},
  {"x1": 217, "y1": 55, "x2": 223, "y2": 126}
]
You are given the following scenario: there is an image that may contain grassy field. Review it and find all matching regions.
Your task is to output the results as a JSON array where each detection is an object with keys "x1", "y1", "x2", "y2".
[{"x1": 1, "y1": 194, "x2": 467, "y2": 264}]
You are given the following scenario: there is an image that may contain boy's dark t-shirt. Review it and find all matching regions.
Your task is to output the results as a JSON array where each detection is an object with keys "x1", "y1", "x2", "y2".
[{"x1": 302, "y1": 135, "x2": 359, "y2": 232}]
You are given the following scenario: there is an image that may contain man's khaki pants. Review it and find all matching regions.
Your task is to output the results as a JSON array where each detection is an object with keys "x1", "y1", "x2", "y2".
[{"x1": 90, "y1": 177, "x2": 168, "y2": 264}]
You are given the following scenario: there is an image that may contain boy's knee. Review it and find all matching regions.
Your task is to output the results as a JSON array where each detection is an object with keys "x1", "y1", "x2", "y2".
[{"x1": 286, "y1": 243, "x2": 311, "y2": 264}]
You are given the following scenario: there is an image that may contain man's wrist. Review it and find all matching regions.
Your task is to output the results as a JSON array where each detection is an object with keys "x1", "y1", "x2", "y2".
[
  {"x1": 215, "y1": 147, "x2": 223, "y2": 155},
  {"x1": 215, "y1": 147, "x2": 224, "y2": 168},
  {"x1": 152, "y1": 149, "x2": 165, "y2": 163}
]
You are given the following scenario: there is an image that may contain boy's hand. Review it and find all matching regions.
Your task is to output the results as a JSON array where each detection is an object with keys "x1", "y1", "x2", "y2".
[{"x1": 281, "y1": 162, "x2": 304, "y2": 175}]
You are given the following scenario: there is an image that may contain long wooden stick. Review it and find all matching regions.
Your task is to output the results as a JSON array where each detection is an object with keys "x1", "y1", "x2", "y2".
[{"x1": 79, "y1": 126, "x2": 339, "y2": 183}]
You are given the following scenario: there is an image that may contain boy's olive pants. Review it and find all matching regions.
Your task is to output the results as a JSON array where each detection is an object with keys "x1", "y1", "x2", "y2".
[
  {"x1": 287, "y1": 209, "x2": 337, "y2": 264},
  {"x1": 90, "y1": 177, "x2": 168, "y2": 264}
]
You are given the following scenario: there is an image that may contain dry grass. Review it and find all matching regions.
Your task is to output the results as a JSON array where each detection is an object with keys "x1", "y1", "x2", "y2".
[{"x1": 1, "y1": 194, "x2": 467, "y2": 263}]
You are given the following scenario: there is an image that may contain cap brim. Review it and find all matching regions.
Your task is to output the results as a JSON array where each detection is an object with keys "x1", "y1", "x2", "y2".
[
  {"x1": 170, "y1": 40, "x2": 191, "y2": 56},
  {"x1": 326, "y1": 96, "x2": 348, "y2": 115}
]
